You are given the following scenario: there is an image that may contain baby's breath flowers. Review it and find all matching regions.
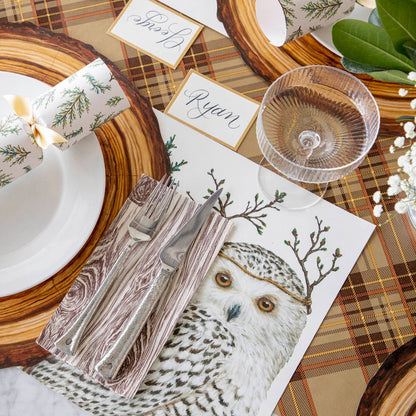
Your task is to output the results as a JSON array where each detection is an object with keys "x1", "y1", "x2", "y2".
[{"x1": 373, "y1": 75, "x2": 416, "y2": 220}]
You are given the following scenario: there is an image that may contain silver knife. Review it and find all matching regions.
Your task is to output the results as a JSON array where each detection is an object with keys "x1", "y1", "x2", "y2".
[{"x1": 95, "y1": 188, "x2": 222, "y2": 380}]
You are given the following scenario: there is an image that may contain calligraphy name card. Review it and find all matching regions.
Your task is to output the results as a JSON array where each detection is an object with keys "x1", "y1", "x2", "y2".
[
  {"x1": 165, "y1": 70, "x2": 260, "y2": 150},
  {"x1": 108, "y1": 0, "x2": 202, "y2": 69}
]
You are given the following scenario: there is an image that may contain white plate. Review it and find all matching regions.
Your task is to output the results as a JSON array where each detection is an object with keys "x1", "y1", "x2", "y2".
[
  {"x1": 0, "y1": 72, "x2": 106, "y2": 297},
  {"x1": 311, "y1": 4, "x2": 372, "y2": 55}
]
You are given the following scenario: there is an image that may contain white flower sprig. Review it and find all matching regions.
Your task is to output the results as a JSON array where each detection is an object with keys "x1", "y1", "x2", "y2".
[{"x1": 373, "y1": 73, "x2": 416, "y2": 220}]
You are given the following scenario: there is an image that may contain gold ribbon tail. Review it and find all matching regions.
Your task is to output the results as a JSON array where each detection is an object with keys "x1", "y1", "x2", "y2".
[{"x1": 4, "y1": 94, "x2": 67, "y2": 149}]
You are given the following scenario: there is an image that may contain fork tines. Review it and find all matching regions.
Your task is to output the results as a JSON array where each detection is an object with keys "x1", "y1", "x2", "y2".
[
  {"x1": 129, "y1": 175, "x2": 178, "y2": 240},
  {"x1": 144, "y1": 175, "x2": 178, "y2": 221}
]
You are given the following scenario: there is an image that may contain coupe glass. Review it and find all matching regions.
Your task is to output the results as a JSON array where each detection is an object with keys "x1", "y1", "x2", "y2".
[{"x1": 257, "y1": 65, "x2": 380, "y2": 209}]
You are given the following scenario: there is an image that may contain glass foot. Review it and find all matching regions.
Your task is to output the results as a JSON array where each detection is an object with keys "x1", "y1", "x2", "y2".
[{"x1": 257, "y1": 158, "x2": 327, "y2": 210}]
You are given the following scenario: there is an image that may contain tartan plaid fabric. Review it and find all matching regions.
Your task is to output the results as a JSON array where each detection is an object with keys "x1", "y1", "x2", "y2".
[{"x1": 1, "y1": 1, "x2": 416, "y2": 415}]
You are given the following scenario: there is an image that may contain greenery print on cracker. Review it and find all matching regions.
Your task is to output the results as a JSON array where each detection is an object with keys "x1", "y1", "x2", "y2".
[
  {"x1": 53, "y1": 87, "x2": 90, "y2": 129},
  {"x1": 332, "y1": 0, "x2": 416, "y2": 85},
  {"x1": 0, "y1": 170, "x2": 13, "y2": 187},
  {"x1": 302, "y1": 0, "x2": 344, "y2": 20},
  {"x1": 51, "y1": 60, "x2": 128, "y2": 150},
  {"x1": 0, "y1": 58, "x2": 129, "y2": 187},
  {"x1": 0, "y1": 114, "x2": 21, "y2": 137},
  {"x1": 0, "y1": 144, "x2": 31, "y2": 168},
  {"x1": 0, "y1": 114, "x2": 42, "y2": 187},
  {"x1": 280, "y1": 0, "x2": 354, "y2": 43}
]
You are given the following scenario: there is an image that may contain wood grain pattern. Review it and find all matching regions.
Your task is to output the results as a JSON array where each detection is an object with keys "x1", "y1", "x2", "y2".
[
  {"x1": 357, "y1": 337, "x2": 416, "y2": 416},
  {"x1": 216, "y1": 0, "x2": 415, "y2": 136},
  {"x1": 36, "y1": 175, "x2": 232, "y2": 398},
  {"x1": 0, "y1": 22, "x2": 170, "y2": 368}
]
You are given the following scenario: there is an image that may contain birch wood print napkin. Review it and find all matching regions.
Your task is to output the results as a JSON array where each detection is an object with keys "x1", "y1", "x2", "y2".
[{"x1": 36, "y1": 174, "x2": 231, "y2": 398}]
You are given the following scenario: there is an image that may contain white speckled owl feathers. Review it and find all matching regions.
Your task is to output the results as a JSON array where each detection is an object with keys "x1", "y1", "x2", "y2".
[{"x1": 29, "y1": 242, "x2": 308, "y2": 416}]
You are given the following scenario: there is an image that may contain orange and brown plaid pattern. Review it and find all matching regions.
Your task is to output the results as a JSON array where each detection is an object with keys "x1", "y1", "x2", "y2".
[{"x1": 1, "y1": 1, "x2": 416, "y2": 415}]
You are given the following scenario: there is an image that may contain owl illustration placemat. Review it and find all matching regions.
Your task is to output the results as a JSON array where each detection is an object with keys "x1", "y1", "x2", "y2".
[{"x1": 26, "y1": 113, "x2": 374, "y2": 416}]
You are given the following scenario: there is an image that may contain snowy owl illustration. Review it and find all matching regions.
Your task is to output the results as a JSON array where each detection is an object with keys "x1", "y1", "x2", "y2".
[{"x1": 29, "y1": 242, "x2": 308, "y2": 416}]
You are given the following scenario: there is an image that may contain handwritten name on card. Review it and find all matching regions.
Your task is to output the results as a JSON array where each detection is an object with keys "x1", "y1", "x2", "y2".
[
  {"x1": 108, "y1": 0, "x2": 202, "y2": 69},
  {"x1": 165, "y1": 70, "x2": 260, "y2": 150}
]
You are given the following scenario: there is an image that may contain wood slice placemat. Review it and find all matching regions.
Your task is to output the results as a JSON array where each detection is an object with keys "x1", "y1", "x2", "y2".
[
  {"x1": 216, "y1": 0, "x2": 414, "y2": 135},
  {"x1": 0, "y1": 22, "x2": 170, "y2": 368},
  {"x1": 357, "y1": 336, "x2": 416, "y2": 416}
]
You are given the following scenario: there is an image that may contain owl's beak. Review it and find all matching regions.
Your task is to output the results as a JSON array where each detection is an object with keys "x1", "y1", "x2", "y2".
[{"x1": 226, "y1": 304, "x2": 241, "y2": 322}]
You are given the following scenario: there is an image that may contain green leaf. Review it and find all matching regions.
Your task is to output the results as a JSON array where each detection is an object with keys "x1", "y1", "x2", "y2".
[
  {"x1": 368, "y1": 69, "x2": 415, "y2": 85},
  {"x1": 376, "y1": 0, "x2": 416, "y2": 53},
  {"x1": 368, "y1": 8, "x2": 382, "y2": 27},
  {"x1": 341, "y1": 57, "x2": 385, "y2": 73},
  {"x1": 332, "y1": 19, "x2": 414, "y2": 72},
  {"x1": 403, "y1": 40, "x2": 416, "y2": 68},
  {"x1": 397, "y1": 115, "x2": 415, "y2": 121}
]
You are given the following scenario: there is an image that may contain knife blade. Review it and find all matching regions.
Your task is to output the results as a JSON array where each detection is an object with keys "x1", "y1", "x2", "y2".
[{"x1": 95, "y1": 188, "x2": 222, "y2": 380}]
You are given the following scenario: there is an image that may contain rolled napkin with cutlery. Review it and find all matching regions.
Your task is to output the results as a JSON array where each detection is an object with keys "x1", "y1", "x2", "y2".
[
  {"x1": 255, "y1": 0, "x2": 355, "y2": 46},
  {"x1": 36, "y1": 174, "x2": 232, "y2": 399},
  {"x1": 95, "y1": 188, "x2": 222, "y2": 381},
  {"x1": 0, "y1": 58, "x2": 129, "y2": 187}
]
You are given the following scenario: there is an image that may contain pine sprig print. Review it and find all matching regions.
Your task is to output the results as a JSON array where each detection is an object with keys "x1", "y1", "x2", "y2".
[
  {"x1": 64, "y1": 127, "x2": 84, "y2": 140},
  {"x1": 89, "y1": 112, "x2": 116, "y2": 130},
  {"x1": 33, "y1": 90, "x2": 55, "y2": 110},
  {"x1": 280, "y1": 0, "x2": 296, "y2": 26},
  {"x1": 0, "y1": 144, "x2": 31, "y2": 166},
  {"x1": 84, "y1": 74, "x2": 111, "y2": 94},
  {"x1": 0, "y1": 170, "x2": 13, "y2": 187},
  {"x1": 106, "y1": 96, "x2": 123, "y2": 107},
  {"x1": 301, "y1": 0, "x2": 343, "y2": 20},
  {"x1": 165, "y1": 134, "x2": 187, "y2": 172},
  {"x1": 0, "y1": 115, "x2": 21, "y2": 137},
  {"x1": 309, "y1": 25, "x2": 323, "y2": 32},
  {"x1": 344, "y1": 4, "x2": 354, "y2": 15},
  {"x1": 52, "y1": 88, "x2": 90, "y2": 128},
  {"x1": 287, "y1": 26, "x2": 304, "y2": 42}
]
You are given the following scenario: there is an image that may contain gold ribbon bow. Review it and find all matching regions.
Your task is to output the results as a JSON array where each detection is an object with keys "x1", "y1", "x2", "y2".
[
  {"x1": 356, "y1": 0, "x2": 376, "y2": 8},
  {"x1": 4, "y1": 95, "x2": 67, "y2": 149}
]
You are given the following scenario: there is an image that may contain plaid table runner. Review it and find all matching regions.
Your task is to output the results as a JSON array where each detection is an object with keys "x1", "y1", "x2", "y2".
[{"x1": 1, "y1": 1, "x2": 416, "y2": 415}]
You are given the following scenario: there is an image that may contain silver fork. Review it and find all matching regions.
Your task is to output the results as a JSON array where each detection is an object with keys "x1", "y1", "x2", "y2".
[{"x1": 55, "y1": 175, "x2": 177, "y2": 356}]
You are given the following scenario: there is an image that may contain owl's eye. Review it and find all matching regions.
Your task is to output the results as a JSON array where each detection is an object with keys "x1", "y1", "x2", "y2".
[
  {"x1": 257, "y1": 297, "x2": 275, "y2": 312},
  {"x1": 215, "y1": 272, "x2": 232, "y2": 287}
]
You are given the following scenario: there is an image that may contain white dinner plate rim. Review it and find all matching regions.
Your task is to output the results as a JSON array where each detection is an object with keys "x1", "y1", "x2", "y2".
[{"x1": 0, "y1": 72, "x2": 106, "y2": 297}]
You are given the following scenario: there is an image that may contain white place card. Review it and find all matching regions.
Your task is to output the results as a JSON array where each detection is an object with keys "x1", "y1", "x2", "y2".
[
  {"x1": 107, "y1": 0, "x2": 203, "y2": 69},
  {"x1": 165, "y1": 69, "x2": 260, "y2": 150}
]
